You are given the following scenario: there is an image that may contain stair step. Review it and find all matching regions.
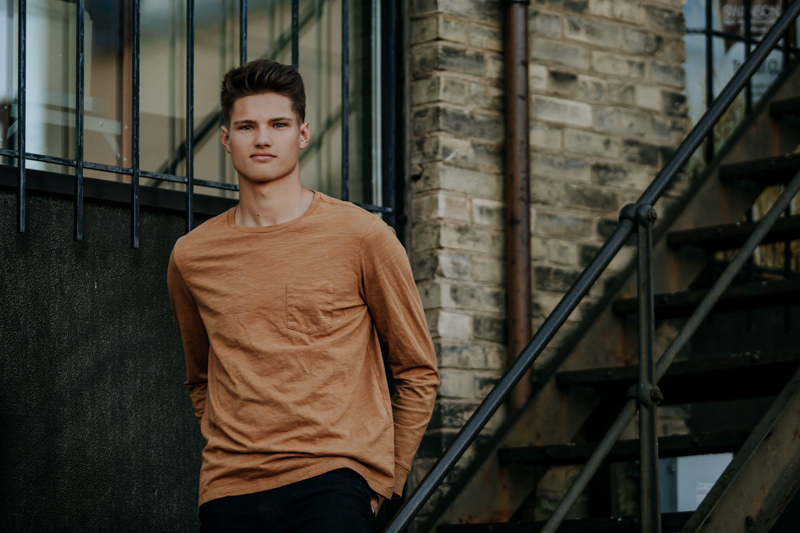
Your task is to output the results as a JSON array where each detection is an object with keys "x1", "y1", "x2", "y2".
[
  {"x1": 612, "y1": 278, "x2": 800, "y2": 318},
  {"x1": 498, "y1": 430, "x2": 748, "y2": 466},
  {"x1": 770, "y1": 96, "x2": 800, "y2": 117},
  {"x1": 719, "y1": 152, "x2": 800, "y2": 186},
  {"x1": 436, "y1": 511, "x2": 692, "y2": 532},
  {"x1": 667, "y1": 215, "x2": 800, "y2": 251},
  {"x1": 556, "y1": 349, "x2": 800, "y2": 404}
]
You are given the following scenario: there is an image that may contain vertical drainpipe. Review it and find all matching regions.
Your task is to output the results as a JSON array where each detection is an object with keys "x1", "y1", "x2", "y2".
[{"x1": 504, "y1": 0, "x2": 532, "y2": 410}]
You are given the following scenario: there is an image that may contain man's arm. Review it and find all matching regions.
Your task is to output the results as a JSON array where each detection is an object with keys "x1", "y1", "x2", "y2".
[
  {"x1": 359, "y1": 216, "x2": 441, "y2": 498},
  {"x1": 167, "y1": 246, "x2": 210, "y2": 424}
]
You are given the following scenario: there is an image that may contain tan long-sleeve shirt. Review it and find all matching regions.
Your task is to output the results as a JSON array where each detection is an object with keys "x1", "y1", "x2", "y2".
[{"x1": 166, "y1": 188, "x2": 440, "y2": 507}]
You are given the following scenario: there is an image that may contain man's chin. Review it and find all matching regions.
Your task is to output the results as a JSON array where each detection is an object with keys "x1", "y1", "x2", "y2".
[{"x1": 235, "y1": 169, "x2": 286, "y2": 183}]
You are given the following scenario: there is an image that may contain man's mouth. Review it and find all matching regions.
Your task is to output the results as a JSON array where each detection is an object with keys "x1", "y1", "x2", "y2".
[{"x1": 251, "y1": 154, "x2": 277, "y2": 162}]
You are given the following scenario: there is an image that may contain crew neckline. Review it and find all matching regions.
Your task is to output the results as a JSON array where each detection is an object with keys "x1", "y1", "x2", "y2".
[{"x1": 226, "y1": 188, "x2": 322, "y2": 233}]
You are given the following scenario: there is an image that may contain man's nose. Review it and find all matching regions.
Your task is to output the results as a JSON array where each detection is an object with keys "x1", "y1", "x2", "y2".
[{"x1": 254, "y1": 125, "x2": 272, "y2": 146}]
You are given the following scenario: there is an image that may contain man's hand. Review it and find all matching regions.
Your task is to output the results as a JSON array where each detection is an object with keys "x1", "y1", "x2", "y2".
[{"x1": 370, "y1": 491, "x2": 386, "y2": 516}]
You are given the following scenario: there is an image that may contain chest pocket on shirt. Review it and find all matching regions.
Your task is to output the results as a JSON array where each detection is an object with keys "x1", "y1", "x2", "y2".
[{"x1": 286, "y1": 282, "x2": 336, "y2": 335}]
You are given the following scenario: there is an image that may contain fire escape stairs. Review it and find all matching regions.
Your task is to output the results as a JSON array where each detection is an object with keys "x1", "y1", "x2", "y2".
[{"x1": 424, "y1": 61, "x2": 800, "y2": 533}]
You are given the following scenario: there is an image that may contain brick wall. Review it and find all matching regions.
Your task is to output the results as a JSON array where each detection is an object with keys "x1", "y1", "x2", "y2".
[
  {"x1": 526, "y1": 0, "x2": 689, "y2": 360},
  {"x1": 404, "y1": 0, "x2": 688, "y2": 524},
  {"x1": 407, "y1": 2, "x2": 509, "y2": 518}
]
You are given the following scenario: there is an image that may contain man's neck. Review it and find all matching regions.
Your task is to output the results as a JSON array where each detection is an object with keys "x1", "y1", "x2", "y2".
[{"x1": 234, "y1": 178, "x2": 314, "y2": 228}]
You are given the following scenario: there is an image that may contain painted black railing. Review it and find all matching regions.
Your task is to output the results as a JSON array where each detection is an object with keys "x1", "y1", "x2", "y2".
[
  {"x1": 381, "y1": 1, "x2": 800, "y2": 532},
  {"x1": 3, "y1": 0, "x2": 399, "y2": 248}
]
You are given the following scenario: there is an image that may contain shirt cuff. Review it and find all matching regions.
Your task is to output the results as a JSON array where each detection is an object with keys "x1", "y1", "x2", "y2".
[{"x1": 392, "y1": 462, "x2": 410, "y2": 497}]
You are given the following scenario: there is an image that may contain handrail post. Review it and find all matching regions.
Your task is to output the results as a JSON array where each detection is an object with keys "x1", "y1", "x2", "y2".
[{"x1": 622, "y1": 203, "x2": 663, "y2": 533}]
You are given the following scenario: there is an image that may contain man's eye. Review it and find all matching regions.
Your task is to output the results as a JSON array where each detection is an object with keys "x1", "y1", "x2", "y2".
[
  {"x1": 240, "y1": 125, "x2": 253, "y2": 130},
  {"x1": 275, "y1": 123, "x2": 286, "y2": 128}
]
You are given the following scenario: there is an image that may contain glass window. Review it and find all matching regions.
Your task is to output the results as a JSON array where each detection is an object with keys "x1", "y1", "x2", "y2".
[{"x1": 1, "y1": 0, "x2": 379, "y2": 206}]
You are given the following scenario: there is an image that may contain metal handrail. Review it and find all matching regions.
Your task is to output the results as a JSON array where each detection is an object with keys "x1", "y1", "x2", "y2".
[
  {"x1": 381, "y1": 0, "x2": 800, "y2": 531},
  {"x1": 540, "y1": 171, "x2": 800, "y2": 533}
]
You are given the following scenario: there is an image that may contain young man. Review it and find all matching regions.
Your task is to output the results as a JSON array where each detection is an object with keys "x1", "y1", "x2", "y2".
[{"x1": 166, "y1": 58, "x2": 440, "y2": 532}]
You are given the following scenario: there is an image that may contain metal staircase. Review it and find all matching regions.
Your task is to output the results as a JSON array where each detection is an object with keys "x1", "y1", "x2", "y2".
[
  {"x1": 380, "y1": 2, "x2": 800, "y2": 532},
  {"x1": 423, "y1": 102, "x2": 800, "y2": 533}
]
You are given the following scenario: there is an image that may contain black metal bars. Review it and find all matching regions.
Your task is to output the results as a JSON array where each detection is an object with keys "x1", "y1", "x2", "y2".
[
  {"x1": 539, "y1": 402, "x2": 639, "y2": 533},
  {"x1": 538, "y1": 171, "x2": 800, "y2": 533},
  {"x1": 540, "y1": 204, "x2": 662, "y2": 533},
  {"x1": 186, "y1": 0, "x2": 195, "y2": 233},
  {"x1": 654, "y1": 171, "x2": 800, "y2": 381},
  {"x1": 641, "y1": 0, "x2": 800, "y2": 206},
  {"x1": 745, "y1": 0, "x2": 753, "y2": 112},
  {"x1": 381, "y1": 1, "x2": 800, "y2": 530},
  {"x1": 292, "y1": 0, "x2": 299, "y2": 68},
  {"x1": 633, "y1": 205, "x2": 661, "y2": 533},
  {"x1": 704, "y1": 0, "x2": 714, "y2": 162},
  {"x1": 341, "y1": 0, "x2": 349, "y2": 202},
  {"x1": 240, "y1": 0, "x2": 247, "y2": 64},
  {"x1": 783, "y1": 0, "x2": 791, "y2": 67},
  {"x1": 6, "y1": 0, "x2": 396, "y2": 245},
  {"x1": 132, "y1": 0, "x2": 140, "y2": 248},
  {"x1": 17, "y1": 0, "x2": 26, "y2": 233},
  {"x1": 155, "y1": 0, "x2": 324, "y2": 180},
  {"x1": 693, "y1": 0, "x2": 798, "y2": 161},
  {"x1": 540, "y1": 204, "x2": 663, "y2": 533},
  {"x1": 384, "y1": 219, "x2": 637, "y2": 533},
  {"x1": 386, "y1": 0, "x2": 398, "y2": 229},
  {"x1": 75, "y1": 0, "x2": 85, "y2": 241}
]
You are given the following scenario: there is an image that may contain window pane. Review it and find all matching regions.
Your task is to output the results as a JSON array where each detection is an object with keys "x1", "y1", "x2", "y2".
[
  {"x1": 0, "y1": 0, "x2": 374, "y2": 202},
  {"x1": 1, "y1": 0, "x2": 90, "y2": 176}
]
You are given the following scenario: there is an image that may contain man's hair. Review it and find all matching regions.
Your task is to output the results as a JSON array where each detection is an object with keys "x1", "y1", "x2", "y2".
[{"x1": 220, "y1": 59, "x2": 306, "y2": 129}]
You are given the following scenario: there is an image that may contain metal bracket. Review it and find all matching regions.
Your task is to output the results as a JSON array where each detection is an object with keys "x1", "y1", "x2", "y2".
[
  {"x1": 619, "y1": 203, "x2": 658, "y2": 226},
  {"x1": 627, "y1": 383, "x2": 665, "y2": 409}
]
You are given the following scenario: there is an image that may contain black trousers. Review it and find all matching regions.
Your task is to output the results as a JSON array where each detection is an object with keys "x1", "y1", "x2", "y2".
[{"x1": 198, "y1": 468, "x2": 386, "y2": 533}]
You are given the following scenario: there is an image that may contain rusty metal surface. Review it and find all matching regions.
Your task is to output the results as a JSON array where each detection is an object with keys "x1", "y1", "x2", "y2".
[
  {"x1": 681, "y1": 366, "x2": 800, "y2": 533},
  {"x1": 432, "y1": 382, "x2": 601, "y2": 527},
  {"x1": 666, "y1": 215, "x2": 800, "y2": 251},
  {"x1": 556, "y1": 348, "x2": 800, "y2": 405},
  {"x1": 503, "y1": 0, "x2": 532, "y2": 411},
  {"x1": 498, "y1": 430, "x2": 751, "y2": 466},
  {"x1": 613, "y1": 278, "x2": 800, "y2": 317}
]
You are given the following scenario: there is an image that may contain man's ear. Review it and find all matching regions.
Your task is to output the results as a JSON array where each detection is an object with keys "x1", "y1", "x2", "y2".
[
  {"x1": 298, "y1": 121, "x2": 310, "y2": 150},
  {"x1": 220, "y1": 126, "x2": 232, "y2": 154}
]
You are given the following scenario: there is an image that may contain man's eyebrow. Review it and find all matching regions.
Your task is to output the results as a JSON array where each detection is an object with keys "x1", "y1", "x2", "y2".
[{"x1": 232, "y1": 117, "x2": 294, "y2": 126}]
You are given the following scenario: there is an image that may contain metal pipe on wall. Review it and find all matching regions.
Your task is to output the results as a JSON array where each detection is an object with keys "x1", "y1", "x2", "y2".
[{"x1": 503, "y1": 0, "x2": 532, "y2": 409}]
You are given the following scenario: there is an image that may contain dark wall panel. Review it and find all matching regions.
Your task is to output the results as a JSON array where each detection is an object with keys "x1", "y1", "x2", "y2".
[{"x1": 0, "y1": 190, "x2": 214, "y2": 532}]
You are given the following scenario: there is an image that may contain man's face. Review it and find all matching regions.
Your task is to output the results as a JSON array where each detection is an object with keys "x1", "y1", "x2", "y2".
[{"x1": 220, "y1": 92, "x2": 309, "y2": 184}]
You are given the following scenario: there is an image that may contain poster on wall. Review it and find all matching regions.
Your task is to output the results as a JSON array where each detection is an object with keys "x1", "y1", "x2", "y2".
[{"x1": 682, "y1": 0, "x2": 786, "y2": 128}]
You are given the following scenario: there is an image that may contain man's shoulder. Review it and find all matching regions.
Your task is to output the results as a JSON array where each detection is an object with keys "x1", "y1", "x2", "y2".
[
  {"x1": 170, "y1": 207, "x2": 231, "y2": 261},
  {"x1": 317, "y1": 191, "x2": 388, "y2": 234}
]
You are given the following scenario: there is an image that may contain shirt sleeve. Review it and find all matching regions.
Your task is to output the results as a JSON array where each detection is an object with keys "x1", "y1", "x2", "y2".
[
  {"x1": 359, "y1": 215, "x2": 441, "y2": 497},
  {"x1": 167, "y1": 245, "x2": 210, "y2": 425}
]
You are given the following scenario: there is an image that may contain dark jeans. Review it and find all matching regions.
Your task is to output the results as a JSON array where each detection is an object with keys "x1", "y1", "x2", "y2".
[{"x1": 198, "y1": 467, "x2": 379, "y2": 532}]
